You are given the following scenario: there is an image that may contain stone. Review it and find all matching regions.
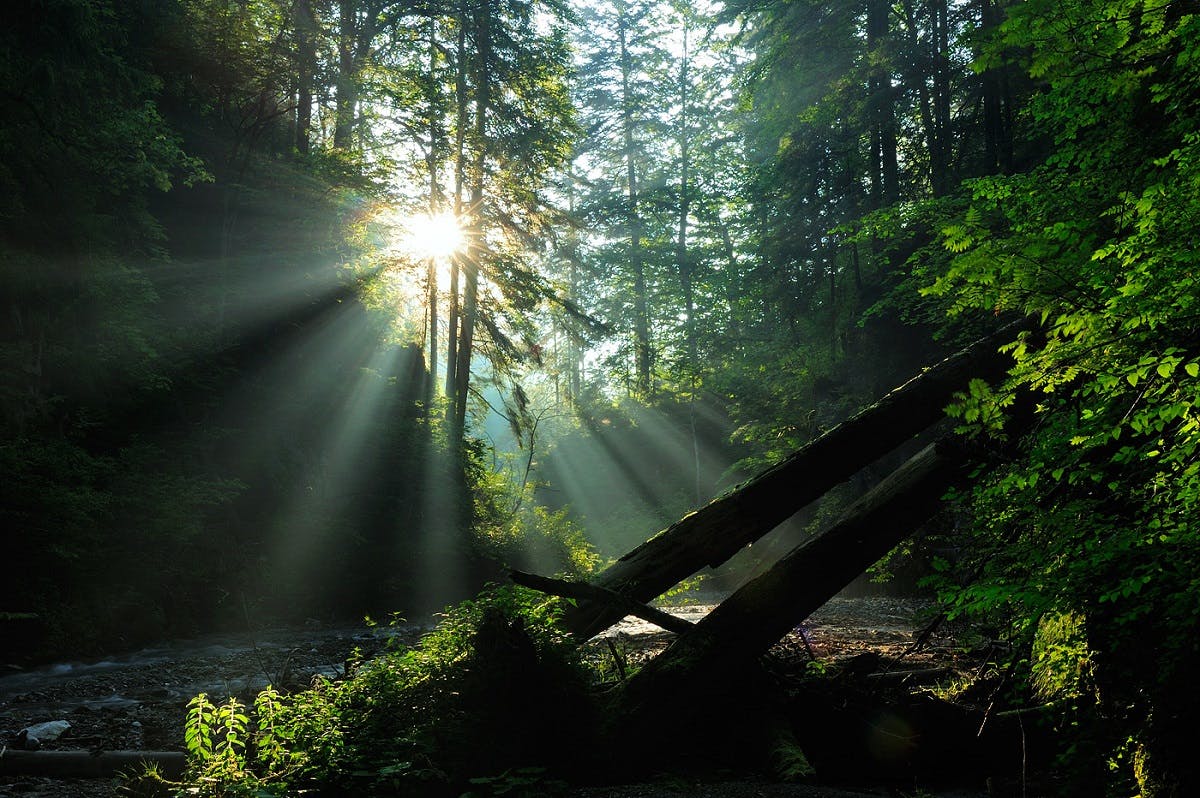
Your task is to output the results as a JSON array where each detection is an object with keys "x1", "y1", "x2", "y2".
[{"x1": 19, "y1": 719, "x2": 71, "y2": 748}]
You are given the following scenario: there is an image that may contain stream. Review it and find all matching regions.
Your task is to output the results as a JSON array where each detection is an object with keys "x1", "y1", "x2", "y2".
[
  {"x1": 0, "y1": 599, "x2": 985, "y2": 798},
  {"x1": 0, "y1": 621, "x2": 425, "y2": 796}
]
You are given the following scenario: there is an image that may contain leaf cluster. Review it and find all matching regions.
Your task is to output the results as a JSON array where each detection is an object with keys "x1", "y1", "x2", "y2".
[{"x1": 170, "y1": 587, "x2": 597, "y2": 797}]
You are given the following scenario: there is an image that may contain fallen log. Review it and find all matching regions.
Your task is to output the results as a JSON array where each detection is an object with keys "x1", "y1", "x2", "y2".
[
  {"x1": 509, "y1": 570, "x2": 695, "y2": 636},
  {"x1": 561, "y1": 318, "x2": 1031, "y2": 639},
  {"x1": 616, "y1": 437, "x2": 971, "y2": 720},
  {"x1": 866, "y1": 666, "x2": 953, "y2": 685},
  {"x1": 0, "y1": 749, "x2": 187, "y2": 779}
]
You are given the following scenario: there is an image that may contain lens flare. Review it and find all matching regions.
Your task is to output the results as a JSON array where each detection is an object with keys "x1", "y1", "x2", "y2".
[{"x1": 388, "y1": 210, "x2": 467, "y2": 260}]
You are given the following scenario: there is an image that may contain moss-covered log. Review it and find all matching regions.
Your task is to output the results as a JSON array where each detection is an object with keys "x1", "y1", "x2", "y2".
[
  {"x1": 614, "y1": 437, "x2": 969, "y2": 724},
  {"x1": 562, "y1": 319, "x2": 1030, "y2": 639},
  {"x1": 0, "y1": 750, "x2": 187, "y2": 779}
]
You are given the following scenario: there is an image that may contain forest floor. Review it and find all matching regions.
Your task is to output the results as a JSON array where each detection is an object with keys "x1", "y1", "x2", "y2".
[{"x1": 0, "y1": 597, "x2": 994, "y2": 798}]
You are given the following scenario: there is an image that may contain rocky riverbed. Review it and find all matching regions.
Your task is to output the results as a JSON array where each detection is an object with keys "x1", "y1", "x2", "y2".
[
  {"x1": 0, "y1": 598, "x2": 987, "y2": 798},
  {"x1": 0, "y1": 621, "x2": 424, "y2": 797}
]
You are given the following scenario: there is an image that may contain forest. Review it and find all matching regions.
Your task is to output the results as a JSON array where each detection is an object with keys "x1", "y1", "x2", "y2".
[{"x1": 1, "y1": 0, "x2": 1198, "y2": 795}]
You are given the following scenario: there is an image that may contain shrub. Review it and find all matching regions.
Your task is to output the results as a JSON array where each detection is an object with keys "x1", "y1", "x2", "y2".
[{"x1": 173, "y1": 586, "x2": 596, "y2": 797}]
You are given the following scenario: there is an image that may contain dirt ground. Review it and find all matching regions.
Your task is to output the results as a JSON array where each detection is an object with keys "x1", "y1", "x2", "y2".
[
  {"x1": 0, "y1": 597, "x2": 989, "y2": 798},
  {"x1": 0, "y1": 623, "x2": 415, "y2": 797}
]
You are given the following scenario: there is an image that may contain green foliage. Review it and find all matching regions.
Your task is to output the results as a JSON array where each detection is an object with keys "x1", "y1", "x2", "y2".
[
  {"x1": 769, "y1": 735, "x2": 815, "y2": 783},
  {"x1": 1030, "y1": 612, "x2": 1092, "y2": 703},
  {"x1": 476, "y1": 497, "x2": 602, "y2": 577},
  {"x1": 943, "y1": 377, "x2": 1014, "y2": 436},
  {"x1": 175, "y1": 685, "x2": 315, "y2": 796},
  {"x1": 171, "y1": 587, "x2": 596, "y2": 797},
  {"x1": 0, "y1": 0, "x2": 467, "y2": 657},
  {"x1": 183, "y1": 693, "x2": 257, "y2": 794},
  {"x1": 1, "y1": 0, "x2": 205, "y2": 249},
  {"x1": 457, "y1": 430, "x2": 601, "y2": 577},
  {"x1": 911, "y1": 0, "x2": 1200, "y2": 789}
]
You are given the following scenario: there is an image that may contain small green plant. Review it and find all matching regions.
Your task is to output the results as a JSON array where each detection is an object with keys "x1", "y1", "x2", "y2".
[
  {"x1": 181, "y1": 689, "x2": 309, "y2": 796},
  {"x1": 183, "y1": 693, "x2": 264, "y2": 795},
  {"x1": 184, "y1": 693, "x2": 218, "y2": 763},
  {"x1": 118, "y1": 761, "x2": 175, "y2": 798},
  {"x1": 171, "y1": 587, "x2": 597, "y2": 797},
  {"x1": 659, "y1": 574, "x2": 708, "y2": 604},
  {"x1": 769, "y1": 733, "x2": 815, "y2": 782},
  {"x1": 1030, "y1": 611, "x2": 1091, "y2": 701},
  {"x1": 184, "y1": 693, "x2": 250, "y2": 766}
]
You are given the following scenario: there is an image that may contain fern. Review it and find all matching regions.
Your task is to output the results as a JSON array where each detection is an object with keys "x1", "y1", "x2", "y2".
[{"x1": 184, "y1": 693, "x2": 216, "y2": 763}]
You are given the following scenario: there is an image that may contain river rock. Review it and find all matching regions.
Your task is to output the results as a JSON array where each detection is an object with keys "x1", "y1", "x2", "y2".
[{"x1": 19, "y1": 719, "x2": 71, "y2": 748}]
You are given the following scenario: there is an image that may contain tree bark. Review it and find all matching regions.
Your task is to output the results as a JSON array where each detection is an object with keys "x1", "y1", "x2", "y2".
[
  {"x1": 333, "y1": 0, "x2": 382, "y2": 152},
  {"x1": 424, "y1": 14, "x2": 441, "y2": 417},
  {"x1": 0, "y1": 750, "x2": 187, "y2": 779},
  {"x1": 444, "y1": 9, "x2": 468, "y2": 409},
  {"x1": 294, "y1": 0, "x2": 316, "y2": 155},
  {"x1": 674, "y1": 22, "x2": 702, "y2": 504},
  {"x1": 618, "y1": 1, "x2": 651, "y2": 396},
  {"x1": 978, "y1": 0, "x2": 1012, "y2": 173},
  {"x1": 450, "y1": 0, "x2": 491, "y2": 446},
  {"x1": 867, "y1": 0, "x2": 897, "y2": 207},
  {"x1": 560, "y1": 317, "x2": 1032, "y2": 639},
  {"x1": 675, "y1": 22, "x2": 695, "y2": 375},
  {"x1": 616, "y1": 437, "x2": 969, "y2": 720},
  {"x1": 334, "y1": 1, "x2": 360, "y2": 150},
  {"x1": 931, "y1": 0, "x2": 952, "y2": 194},
  {"x1": 900, "y1": 0, "x2": 941, "y2": 194}
]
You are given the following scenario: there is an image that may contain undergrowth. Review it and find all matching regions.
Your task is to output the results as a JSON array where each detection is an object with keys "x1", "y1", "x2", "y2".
[{"x1": 141, "y1": 586, "x2": 596, "y2": 797}]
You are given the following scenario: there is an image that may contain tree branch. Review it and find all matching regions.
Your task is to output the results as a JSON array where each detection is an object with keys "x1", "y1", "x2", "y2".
[{"x1": 509, "y1": 570, "x2": 696, "y2": 636}]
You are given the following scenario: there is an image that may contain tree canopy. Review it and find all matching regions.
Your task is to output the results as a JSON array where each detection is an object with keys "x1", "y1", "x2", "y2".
[{"x1": 4, "y1": 0, "x2": 1200, "y2": 793}]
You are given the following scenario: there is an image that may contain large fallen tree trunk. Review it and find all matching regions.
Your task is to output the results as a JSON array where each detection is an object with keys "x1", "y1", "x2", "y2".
[
  {"x1": 562, "y1": 318, "x2": 1030, "y2": 638},
  {"x1": 0, "y1": 749, "x2": 187, "y2": 779},
  {"x1": 615, "y1": 436, "x2": 971, "y2": 722}
]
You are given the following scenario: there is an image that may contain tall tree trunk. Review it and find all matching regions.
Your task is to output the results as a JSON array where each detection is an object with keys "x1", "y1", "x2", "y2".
[
  {"x1": 827, "y1": 241, "x2": 837, "y2": 355},
  {"x1": 931, "y1": 0, "x2": 952, "y2": 194},
  {"x1": 675, "y1": 23, "x2": 701, "y2": 504},
  {"x1": 713, "y1": 217, "x2": 743, "y2": 345},
  {"x1": 901, "y1": 0, "x2": 940, "y2": 194},
  {"x1": 618, "y1": 2, "x2": 651, "y2": 396},
  {"x1": 850, "y1": 241, "x2": 863, "y2": 292},
  {"x1": 334, "y1": 0, "x2": 378, "y2": 152},
  {"x1": 867, "y1": 0, "x2": 897, "y2": 206},
  {"x1": 452, "y1": 251, "x2": 478, "y2": 445},
  {"x1": 445, "y1": 10, "x2": 469, "y2": 410},
  {"x1": 565, "y1": 177, "x2": 583, "y2": 404},
  {"x1": 424, "y1": 14, "x2": 441, "y2": 416},
  {"x1": 445, "y1": 254, "x2": 461, "y2": 404},
  {"x1": 451, "y1": 0, "x2": 491, "y2": 446},
  {"x1": 978, "y1": 0, "x2": 1012, "y2": 173},
  {"x1": 426, "y1": 255, "x2": 438, "y2": 413},
  {"x1": 334, "y1": 1, "x2": 359, "y2": 150},
  {"x1": 676, "y1": 23, "x2": 696, "y2": 375},
  {"x1": 294, "y1": 0, "x2": 315, "y2": 155}
]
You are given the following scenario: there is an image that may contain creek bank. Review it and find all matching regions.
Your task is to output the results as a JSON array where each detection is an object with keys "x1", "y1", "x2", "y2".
[
  {"x1": 0, "y1": 621, "x2": 426, "y2": 796},
  {"x1": 0, "y1": 598, "x2": 1009, "y2": 797}
]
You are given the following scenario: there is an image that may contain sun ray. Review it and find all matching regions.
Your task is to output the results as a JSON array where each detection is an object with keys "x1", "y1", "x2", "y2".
[{"x1": 379, "y1": 208, "x2": 467, "y2": 262}]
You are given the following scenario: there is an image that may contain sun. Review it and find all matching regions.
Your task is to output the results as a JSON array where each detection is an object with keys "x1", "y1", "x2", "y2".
[{"x1": 394, "y1": 210, "x2": 467, "y2": 260}]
